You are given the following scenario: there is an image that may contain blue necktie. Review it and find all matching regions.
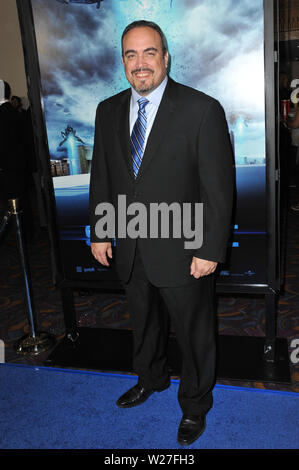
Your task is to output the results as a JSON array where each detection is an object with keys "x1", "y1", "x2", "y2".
[{"x1": 130, "y1": 97, "x2": 149, "y2": 178}]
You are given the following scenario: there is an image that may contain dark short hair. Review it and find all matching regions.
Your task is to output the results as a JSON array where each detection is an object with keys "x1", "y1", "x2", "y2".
[
  {"x1": 121, "y1": 20, "x2": 168, "y2": 57},
  {"x1": 11, "y1": 95, "x2": 22, "y2": 105},
  {"x1": 4, "y1": 81, "x2": 11, "y2": 100}
]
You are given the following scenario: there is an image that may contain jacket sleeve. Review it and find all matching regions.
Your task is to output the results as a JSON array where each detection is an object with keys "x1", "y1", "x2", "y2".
[
  {"x1": 89, "y1": 103, "x2": 113, "y2": 243},
  {"x1": 194, "y1": 99, "x2": 234, "y2": 263}
]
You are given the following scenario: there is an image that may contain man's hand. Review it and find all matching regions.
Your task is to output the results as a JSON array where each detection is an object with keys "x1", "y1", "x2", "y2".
[
  {"x1": 91, "y1": 242, "x2": 112, "y2": 267},
  {"x1": 190, "y1": 257, "x2": 217, "y2": 278}
]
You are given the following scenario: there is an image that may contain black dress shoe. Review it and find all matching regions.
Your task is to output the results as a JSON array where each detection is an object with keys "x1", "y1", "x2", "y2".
[
  {"x1": 116, "y1": 384, "x2": 155, "y2": 408},
  {"x1": 177, "y1": 414, "x2": 206, "y2": 446}
]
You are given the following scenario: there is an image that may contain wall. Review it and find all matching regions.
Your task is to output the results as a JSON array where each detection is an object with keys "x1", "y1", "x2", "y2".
[{"x1": 0, "y1": 0, "x2": 28, "y2": 106}]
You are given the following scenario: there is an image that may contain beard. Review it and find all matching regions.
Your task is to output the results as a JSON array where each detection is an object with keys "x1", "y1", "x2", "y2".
[
  {"x1": 130, "y1": 68, "x2": 156, "y2": 95},
  {"x1": 133, "y1": 82, "x2": 155, "y2": 95}
]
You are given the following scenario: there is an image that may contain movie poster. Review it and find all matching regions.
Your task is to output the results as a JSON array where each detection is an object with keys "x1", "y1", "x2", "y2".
[{"x1": 31, "y1": 0, "x2": 267, "y2": 284}]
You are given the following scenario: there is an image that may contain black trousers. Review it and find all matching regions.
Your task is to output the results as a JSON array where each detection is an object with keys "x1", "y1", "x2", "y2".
[{"x1": 124, "y1": 245, "x2": 217, "y2": 416}]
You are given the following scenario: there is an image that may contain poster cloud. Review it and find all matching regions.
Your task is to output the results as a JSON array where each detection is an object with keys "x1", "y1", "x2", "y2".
[{"x1": 32, "y1": 0, "x2": 265, "y2": 159}]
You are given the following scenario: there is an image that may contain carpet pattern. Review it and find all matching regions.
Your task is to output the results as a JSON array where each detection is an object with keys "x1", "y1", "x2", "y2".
[{"x1": 0, "y1": 188, "x2": 298, "y2": 393}]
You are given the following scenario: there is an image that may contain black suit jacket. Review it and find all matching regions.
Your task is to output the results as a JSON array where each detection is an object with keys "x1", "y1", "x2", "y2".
[
  {"x1": 0, "y1": 102, "x2": 26, "y2": 172},
  {"x1": 89, "y1": 77, "x2": 234, "y2": 287}
]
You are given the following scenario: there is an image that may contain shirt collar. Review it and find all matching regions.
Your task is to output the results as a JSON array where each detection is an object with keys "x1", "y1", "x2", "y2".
[{"x1": 131, "y1": 75, "x2": 168, "y2": 107}]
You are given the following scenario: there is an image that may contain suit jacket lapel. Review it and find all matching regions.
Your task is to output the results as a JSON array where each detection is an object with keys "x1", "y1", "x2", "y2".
[
  {"x1": 115, "y1": 78, "x2": 177, "y2": 182},
  {"x1": 135, "y1": 78, "x2": 177, "y2": 181},
  {"x1": 115, "y1": 89, "x2": 135, "y2": 180}
]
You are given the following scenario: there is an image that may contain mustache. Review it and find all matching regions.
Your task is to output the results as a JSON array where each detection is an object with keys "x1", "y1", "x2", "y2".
[{"x1": 132, "y1": 68, "x2": 154, "y2": 74}]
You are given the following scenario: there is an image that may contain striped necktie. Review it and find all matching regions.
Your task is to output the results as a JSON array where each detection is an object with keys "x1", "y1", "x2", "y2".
[{"x1": 130, "y1": 97, "x2": 149, "y2": 178}]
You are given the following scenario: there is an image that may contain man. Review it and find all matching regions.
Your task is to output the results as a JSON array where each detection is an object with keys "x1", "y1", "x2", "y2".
[
  {"x1": 0, "y1": 80, "x2": 32, "y2": 238},
  {"x1": 0, "y1": 82, "x2": 25, "y2": 201},
  {"x1": 89, "y1": 21, "x2": 233, "y2": 446}
]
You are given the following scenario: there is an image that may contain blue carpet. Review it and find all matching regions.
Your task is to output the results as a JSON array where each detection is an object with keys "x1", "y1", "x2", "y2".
[{"x1": 0, "y1": 363, "x2": 298, "y2": 449}]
